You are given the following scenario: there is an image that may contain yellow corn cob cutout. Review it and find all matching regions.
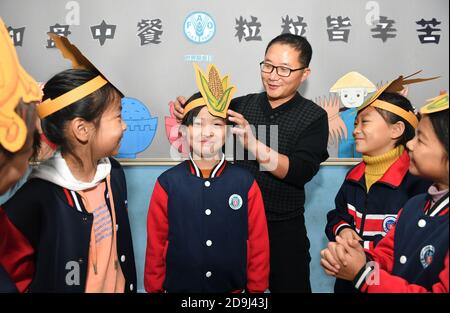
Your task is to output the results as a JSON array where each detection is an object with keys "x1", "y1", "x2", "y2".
[
  {"x1": 192, "y1": 63, "x2": 237, "y2": 118},
  {"x1": 208, "y1": 66, "x2": 224, "y2": 99}
]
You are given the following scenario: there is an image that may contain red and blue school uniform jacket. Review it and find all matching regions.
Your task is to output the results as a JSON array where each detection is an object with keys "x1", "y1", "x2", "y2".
[
  {"x1": 326, "y1": 151, "x2": 431, "y2": 249},
  {"x1": 325, "y1": 151, "x2": 431, "y2": 292},
  {"x1": 144, "y1": 155, "x2": 270, "y2": 293},
  {"x1": 353, "y1": 192, "x2": 449, "y2": 292},
  {"x1": 0, "y1": 158, "x2": 137, "y2": 293}
]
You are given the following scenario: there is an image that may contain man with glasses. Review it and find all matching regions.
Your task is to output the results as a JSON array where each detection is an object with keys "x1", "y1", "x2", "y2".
[{"x1": 173, "y1": 33, "x2": 329, "y2": 292}]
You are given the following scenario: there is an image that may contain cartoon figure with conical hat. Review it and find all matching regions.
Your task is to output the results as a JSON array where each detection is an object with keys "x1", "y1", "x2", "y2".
[{"x1": 328, "y1": 72, "x2": 376, "y2": 158}]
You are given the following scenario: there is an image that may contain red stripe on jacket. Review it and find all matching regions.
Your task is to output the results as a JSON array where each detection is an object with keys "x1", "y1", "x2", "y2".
[
  {"x1": 332, "y1": 220, "x2": 351, "y2": 235},
  {"x1": 346, "y1": 205, "x2": 361, "y2": 230},
  {"x1": 63, "y1": 188, "x2": 74, "y2": 207}
]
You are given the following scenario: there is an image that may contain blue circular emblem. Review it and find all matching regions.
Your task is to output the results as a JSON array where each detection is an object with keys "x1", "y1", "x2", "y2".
[
  {"x1": 116, "y1": 97, "x2": 158, "y2": 159},
  {"x1": 382, "y1": 215, "x2": 397, "y2": 233},
  {"x1": 184, "y1": 11, "x2": 216, "y2": 44},
  {"x1": 229, "y1": 194, "x2": 243, "y2": 210},
  {"x1": 420, "y1": 245, "x2": 435, "y2": 269}
]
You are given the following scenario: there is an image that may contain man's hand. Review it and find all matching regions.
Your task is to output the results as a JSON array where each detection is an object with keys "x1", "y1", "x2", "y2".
[
  {"x1": 171, "y1": 96, "x2": 187, "y2": 123},
  {"x1": 228, "y1": 109, "x2": 288, "y2": 176},
  {"x1": 228, "y1": 109, "x2": 257, "y2": 153}
]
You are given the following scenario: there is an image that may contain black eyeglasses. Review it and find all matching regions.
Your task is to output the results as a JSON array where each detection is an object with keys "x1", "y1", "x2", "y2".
[{"x1": 259, "y1": 61, "x2": 307, "y2": 77}]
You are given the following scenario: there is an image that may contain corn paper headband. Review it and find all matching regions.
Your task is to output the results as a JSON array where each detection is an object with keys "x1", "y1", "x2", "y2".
[
  {"x1": 0, "y1": 18, "x2": 42, "y2": 152},
  {"x1": 420, "y1": 93, "x2": 448, "y2": 115},
  {"x1": 37, "y1": 33, "x2": 121, "y2": 119},
  {"x1": 358, "y1": 71, "x2": 440, "y2": 128},
  {"x1": 183, "y1": 63, "x2": 236, "y2": 119}
]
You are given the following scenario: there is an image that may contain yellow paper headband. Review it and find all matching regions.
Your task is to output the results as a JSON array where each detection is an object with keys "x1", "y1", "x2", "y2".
[
  {"x1": 184, "y1": 98, "x2": 207, "y2": 115},
  {"x1": 371, "y1": 99, "x2": 419, "y2": 128},
  {"x1": 37, "y1": 75, "x2": 108, "y2": 119},
  {"x1": 183, "y1": 63, "x2": 236, "y2": 119},
  {"x1": 359, "y1": 71, "x2": 440, "y2": 113},
  {"x1": 37, "y1": 33, "x2": 123, "y2": 119},
  {"x1": 420, "y1": 93, "x2": 449, "y2": 115},
  {"x1": 357, "y1": 71, "x2": 440, "y2": 128},
  {"x1": 0, "y1": 18, "x2": 42, "y2": 152}
]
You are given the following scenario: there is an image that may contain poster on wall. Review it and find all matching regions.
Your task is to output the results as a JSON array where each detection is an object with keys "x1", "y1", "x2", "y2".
[{"x1": 2, "y1": 0, "x2": 448, "y2": 162}]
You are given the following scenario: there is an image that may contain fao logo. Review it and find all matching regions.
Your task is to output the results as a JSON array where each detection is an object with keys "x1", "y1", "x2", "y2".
[{"x1": 184, "y1": 12, "x2": 216, "y2": 44}]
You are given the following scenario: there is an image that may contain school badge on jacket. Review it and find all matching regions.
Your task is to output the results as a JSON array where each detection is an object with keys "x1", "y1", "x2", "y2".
[
  {"x1": 420, "y1": 245, "x2": 435, "y2": 269},
  {"x1": 229, "y1": 194, "x2": 243, "y2": 210}
]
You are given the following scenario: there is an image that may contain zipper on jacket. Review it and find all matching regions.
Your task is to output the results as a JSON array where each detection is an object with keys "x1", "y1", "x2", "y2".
[{"x1": 359, "y1": 197, "x2": 368, "y2": 238}]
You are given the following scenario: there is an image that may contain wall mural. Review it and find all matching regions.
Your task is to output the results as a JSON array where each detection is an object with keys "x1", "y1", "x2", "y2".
[{"x1": 2, "y1": 0, "x2": 448, "y2": 160}]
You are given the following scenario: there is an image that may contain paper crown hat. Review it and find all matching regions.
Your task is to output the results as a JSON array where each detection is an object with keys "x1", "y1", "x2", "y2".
[
  {"x1": 420, "y1": 92, "x2": 448, "y2": 115},
  {"x1": 37, "y1": 33, "x2": 122, "y2": 119},
  {"x1": 357, "y1": 71, "x2": 440, "y2": 128},
  {"x1": 330, "y1": 71, "x2": 376, "y2": 92},
  {"x1": 0, "y1": 18, "x2": 42, "y2": 153},
  {"x1": 183, "y1": 63, "x2": 236, "y2": 119}
]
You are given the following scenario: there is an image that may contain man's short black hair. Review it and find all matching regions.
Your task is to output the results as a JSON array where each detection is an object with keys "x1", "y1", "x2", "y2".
[{"x1": 265, "y1": 33, "x2": 312, "y2": 67}]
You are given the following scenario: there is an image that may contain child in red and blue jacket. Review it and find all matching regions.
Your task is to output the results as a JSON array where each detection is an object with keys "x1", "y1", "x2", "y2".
[
  {"x1": 325, "y1": 90, "x2": 431, "y2": 292},
  {"x1": 321, "y1": 93, "x2": 448, "y2": 293},
  {"x1": 144, "y1": 65, "x2": 269, "y2": 293}
]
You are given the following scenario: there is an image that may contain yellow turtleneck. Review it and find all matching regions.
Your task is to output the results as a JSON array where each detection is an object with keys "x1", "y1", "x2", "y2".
[{"x1": 363, "y1": 145, "x2": 405, "y2": 192}]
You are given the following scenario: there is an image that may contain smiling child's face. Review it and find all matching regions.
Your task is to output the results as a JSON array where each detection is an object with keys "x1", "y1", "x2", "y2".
[
  {"x1": 353, "y1": 106, "x2": 400, "y2": 156},
  {"x1": 188, "y1": 106, "x2": 227, "y2": 160},
  {"x1": 93, "y1": 93, "x2": 127, "y2": 158},
  {"x1": 407, "y1": 115, "x2": 449, "y2": 184}
]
